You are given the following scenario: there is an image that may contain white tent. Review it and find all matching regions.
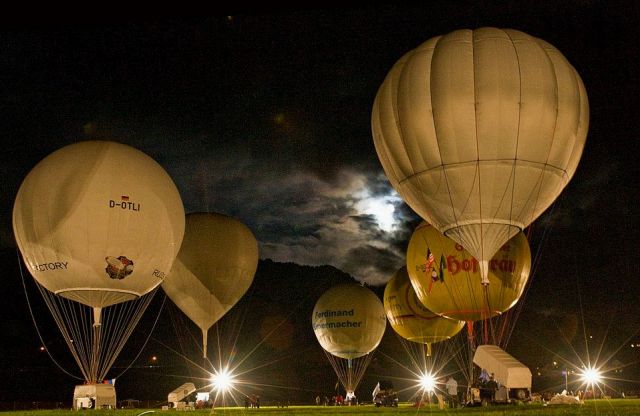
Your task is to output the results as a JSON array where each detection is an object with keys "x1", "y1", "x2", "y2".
[{"x1": 473, "y1": 345, "x2": 531, "y2": 389}]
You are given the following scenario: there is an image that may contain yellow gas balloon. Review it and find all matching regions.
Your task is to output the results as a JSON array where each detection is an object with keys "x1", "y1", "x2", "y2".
[
  {"x1": 384, "y1": 266, "x2": 464, "y2": 353},
  {"x1": 372, "y1": 27, "x2": 588, "y2": 282},
  {"x1": 406, "y1": 222, "x2": 531, "y2": 322},
  {"x1": 162, "y1": 212, "x2": 259, "y2": 358},
  {"x1": 13, "y1": 140, "x2": 185, "y2": 309},
  {"x1": 312, "y1": 283, "x2": 386, "y2": 360}
]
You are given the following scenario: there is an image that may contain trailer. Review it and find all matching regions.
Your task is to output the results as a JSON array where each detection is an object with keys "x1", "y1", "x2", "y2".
[
  {"x1": 472, "y1": 345, "x2": 532, "y2": 404},
  {"x1": 167, "y1": 382, "x2": 196, "y2": 409},
  {"x1": 73, "y1": 383, "x2": 116, "y2": 410}
]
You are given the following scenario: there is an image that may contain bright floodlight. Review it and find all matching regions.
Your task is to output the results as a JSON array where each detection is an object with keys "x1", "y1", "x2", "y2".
[
  {"x1": 210, "y1": 367, "x2": 235, "y2": 393},
  {"x1": 580, "y1": 367, "x2": 602, "y2": 385},
  {"x1": 419, "y1": 372, "x2": 437, "y2": 392}
]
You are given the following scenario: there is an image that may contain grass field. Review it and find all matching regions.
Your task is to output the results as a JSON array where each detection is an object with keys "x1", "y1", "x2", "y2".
[{"x1": 3, "y1": 400, "x2": 640, "y2": 416}]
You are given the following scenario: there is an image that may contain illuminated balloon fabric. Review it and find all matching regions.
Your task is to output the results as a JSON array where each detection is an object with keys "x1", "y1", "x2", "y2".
[
  {"x1": 162, "y1": 212, "x2": 259, "y2": 340},
  {"x1": 312, "y1": 283, "x2": 386, "y2": 360},
  {"x1": 384, "y1": 266, "x2": 464, "y2": 345},
  {"x1": 372, "y1": 27, "x2": 588, "y2": 281},
  {"x1": 12, "y1": 140, "x2": 185, "y2": 308},
  {"x1": 406, "y1": 222, "x2": 531, "y2": 322}
]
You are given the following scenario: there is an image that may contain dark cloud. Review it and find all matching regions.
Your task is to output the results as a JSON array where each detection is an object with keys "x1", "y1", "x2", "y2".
[{"x1": 343, "y1": 244, "x2": 403, "y2": 286}]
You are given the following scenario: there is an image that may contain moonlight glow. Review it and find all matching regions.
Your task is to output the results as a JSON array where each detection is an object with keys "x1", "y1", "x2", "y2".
[{"x1": 355, "y1": 192, "x2": 400, "y2": 232}]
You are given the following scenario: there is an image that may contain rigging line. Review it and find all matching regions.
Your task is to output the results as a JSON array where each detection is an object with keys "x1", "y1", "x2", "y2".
[
  {"x1": 17, "y1": 251, "x2": 82, "y2": 381},
  {"x1": 378, "y1": 344, "x2": 416, "y2": 374},
  {"x1": 103, "y1": 297, "x2": 140, "y2": 375},
  {"x1": 395, "y1": 334, "x2": 424, "y2": 372},
  {"x1": 104, "y1": 298, "x2": 139, "y2": 376},
  {"x1": 148, "y1": 335, "x2": 209, "y2": 375},
  {"x1": 448, "y1": 335, "x2": 471, "y2": 385},
  {"x1": 219, "y1": 282, "x2": 262, "y2": 372},
  {"x1": 447, "y1": 331, "x2": 471, "y2": 387},
  {"x1": 324, "y1": 351, "x2": 346, "y2": 390},
  {"x1": 503, "y1": 199, "x2": 559, "y2": 347},
  {"x1": 97, "y1": 302, "x2": 121, "y2": 379},
  {"x1": 44, "y1": 288, "x2": 91, "y2": 379},
  {"x1": 352, "y1": 353, "x2": 375, "y2": 391},
  {"x1": 207, "y1": 284, "x2": 261, "y2": 371},
  {"x1": 110, "y1": 289, "x2": 164, "y2": 381},
  {"x1": 167, "y1": 302, "x2": 198, "y2": 369},
  {"x1": 481, "y1": 286, "x2": 493, "y2": 345}
]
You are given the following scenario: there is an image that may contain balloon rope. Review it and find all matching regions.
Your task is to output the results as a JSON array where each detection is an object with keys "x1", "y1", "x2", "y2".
[
  {"x1": 216, "y1": 283, "x2": 260, "y2": 372},
  {"x1": 501, "y1": 199, "x2": 558, "y2": 349},
  {"x1": 446, "y1": 333, "x2": 471, "y2": 387},
  {"x1": 467, "y1": 321, "x2": 476, "y2": 387},
  {"x1": 167, "y1": 302, "x2": 199, "y2": 375},
  {"x1": 324, "y1": 351, "x2": 345, "y2": 392},
  {"x1": 106, "y1": 289, "x2": 161, "y2": 381},
  {"x1": 383, "y1": 335, "x2": 422, "y2": 373},
  {"x1": 322, "y1": 352, "x2": 374, "y2": 396},
  {"x1": 89, "y1": 321, "x2": 102, "y2": 382},
  {"x1": 42, "y1": 286, "x2": 91, "y2": 380},
  {"x1": 17, "y1": 250, "x2": 83, "y2": 380}
]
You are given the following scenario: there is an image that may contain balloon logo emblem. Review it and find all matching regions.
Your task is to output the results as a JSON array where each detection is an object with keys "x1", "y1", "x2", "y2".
[{"x1": 105, "y1": 256, "x2": 134, "y2": 280}]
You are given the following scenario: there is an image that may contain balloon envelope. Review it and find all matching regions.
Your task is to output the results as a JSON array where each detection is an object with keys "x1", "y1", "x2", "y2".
[
  {"x1": 372, "y1": 27, "x2": 588, "y2": 280},
  {"x1": 384, "y1": 266, "x2": 464, "y2": 345},
  {"x1": 312, "y1": 283, "x2": 386, "y2": 360},
  {"x1": 162, "y1": 212, "x2": 259, "y2": 335},
  {"x1": 12, "y1": 140, "x2": 185, "y2": 308},
  {"x1": 406, "y1": 222, "x2": 531, "y2": 322}
]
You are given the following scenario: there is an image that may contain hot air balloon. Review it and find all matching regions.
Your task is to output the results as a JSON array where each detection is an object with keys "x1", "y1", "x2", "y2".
[
  {"x1": 312, "y1": 283, "x2": 386, "y2": 399},
  {"x1": 162, "y1": 212, "x2": 259, "y2": 358},
  {"x1": 13, "y1": 140, "x2": 185, "y2": 389},
  {"x1": 384, "y1": 266, "x2": 464, "y2": 358},
  {"x1": 406, "y1": 222, "x2": 531, "y2": 323},
  {"x1": 407, "y1": 222, "x2": 532, "y2": 391},
  {"x1": 372, "y1": 27, "x2": 588, "y2": 283}
]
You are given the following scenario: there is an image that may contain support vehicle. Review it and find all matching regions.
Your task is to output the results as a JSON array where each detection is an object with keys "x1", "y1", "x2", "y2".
[
  {"x1": 469, "y1": 345, "x2": 532, "y2": 405},
  {"x1": 73, "y1": 383, "x2": 116, "y2": 410}
]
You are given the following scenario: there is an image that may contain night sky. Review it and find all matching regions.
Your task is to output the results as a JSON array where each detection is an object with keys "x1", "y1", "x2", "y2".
[{"x1": 1, "y1": 1, "x2": 639, "y2": 403}]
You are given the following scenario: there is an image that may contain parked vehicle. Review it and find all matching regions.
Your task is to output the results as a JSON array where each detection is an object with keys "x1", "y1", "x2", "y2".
[
  {"x1": 468, "y1": 345, "x2": 532, "y2": 405},
  {"x1": 73, "y1": 384, "x2": 116, "y2": 410},
  {"x1": 372, "y1": 380, "x2": 398, "y2": 407}
]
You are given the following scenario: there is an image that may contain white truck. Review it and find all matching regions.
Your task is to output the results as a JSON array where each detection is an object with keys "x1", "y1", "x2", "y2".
[
  {"x1": 167, "y1": 382, "x2": 197, "y2": 409},
  {"x1": 472, "y1": 344, "x2": 532, "y2": 404},
  {"x1": 73, "y1": 383, "x2": 116, "y2": 410}
]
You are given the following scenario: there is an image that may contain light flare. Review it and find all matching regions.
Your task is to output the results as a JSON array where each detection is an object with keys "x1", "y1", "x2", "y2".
[
  {"x1": 210, "y1": 367, "x2": 236, "y2": 393},
  {"x1": 418, "y1": 372, "x2": 437, "y2": 392},
  {"x1": 580, "y1": 366, "x2": 602, "y2": 385}
]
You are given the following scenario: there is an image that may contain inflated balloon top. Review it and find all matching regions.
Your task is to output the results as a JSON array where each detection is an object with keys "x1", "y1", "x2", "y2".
[
  {"x1": 13, "y1": 140, "x2": 185, "y2": 308},
  {"x1": 372, "y1": 27, "x2": 588, "y2": 283},
  {"x1": 162, "y1": 212, "x2": 259, "y2": 358},
  {"x1": 312, "y1": 283, "x2": 386, "y2": 360}
]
